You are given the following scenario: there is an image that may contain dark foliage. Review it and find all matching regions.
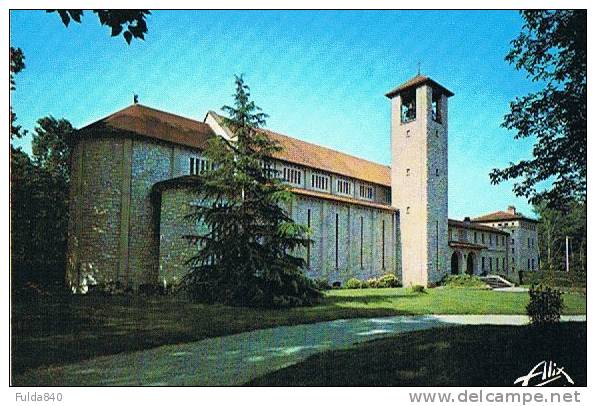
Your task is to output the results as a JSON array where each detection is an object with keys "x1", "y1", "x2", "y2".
[
  {"x1": 312, "y1": 278, "x2": 332, "y2": 291},
  {"x1": 47, "y1": 10, "x2": 151, "y2": 44},
  {"x1": 10, "y1": 47, "x2": 26, "y2": 140},
  {"x1": 535, "y1": 201, "x2": 586, "y2": 277},
  {"x1": 11, "y1": 118, "x2": 73, "y2": 289},
  {"x1": 9, "y1": 47, "x2": 25, "y2": 90},
  {"x1": 527, "y1": 285, "x2": 564, "y2": 324},
  {"x1": 490, "y1": 10, "x2": 586, "y2": 209},
  {"x1": 182, "y1": 75, "x2": 321, "y2": 308}
]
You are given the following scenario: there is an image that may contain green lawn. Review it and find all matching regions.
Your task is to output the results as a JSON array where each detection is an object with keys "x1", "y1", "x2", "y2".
[
  {"x1": 327, "y1": 287, "x2": 586, "y2": 315},
  {"x1": 12, "y1": 287, "x2": 586, "y2": 375},
  {"x1": 248, "y1": 322, "x2": 587, "y2": 386}
]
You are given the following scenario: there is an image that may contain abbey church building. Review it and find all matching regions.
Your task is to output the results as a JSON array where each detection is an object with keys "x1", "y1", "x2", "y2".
[{"x1": 66, "y1": 75, "x2": 539, "y2": 291}]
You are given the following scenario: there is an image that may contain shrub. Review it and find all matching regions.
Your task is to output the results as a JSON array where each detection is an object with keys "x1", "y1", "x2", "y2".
[
  {"x1": 344, "y1": 278, "x2": 362, "y2": 289},
  {"x1": 312, "y1": 278, "x2": 331, "y2": 291},
  {"x1": 410, "y1": 284, "x2": 426, "y2": 294},
  {"x1": 360, "y1": 279, "x2": 370, "y2": 289},
  {"x1": 138, "y1": 284, "x2": 161, "y2": 296},
  {"x1": 366, "y1": 278, "x2": 379, "y2": 288},
  {"x1": 523, "y1": 271, "x2": 585, "y2": 288},
  {"x1": 527, "y1": 285, "x2": 564, "y2": 324},
  {"x1": 443, "y1": 274, "x2": 488, "y2": 289},
  {"x1": 377, "y1": 273, "x2": 400, "y2": 288}
]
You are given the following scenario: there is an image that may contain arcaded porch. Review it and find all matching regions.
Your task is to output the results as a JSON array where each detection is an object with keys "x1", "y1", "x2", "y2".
[{"x1": 448, "y1": 241, "x2": 485, "y2": 276}]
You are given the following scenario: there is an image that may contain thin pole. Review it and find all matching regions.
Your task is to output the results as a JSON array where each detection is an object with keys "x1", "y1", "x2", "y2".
[{"x1": 565, "y1": 236, "x2": 570, "y2": 273}]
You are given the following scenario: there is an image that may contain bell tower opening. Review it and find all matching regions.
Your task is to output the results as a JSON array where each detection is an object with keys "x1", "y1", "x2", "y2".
[
  {"x1": 432, "y1": 88, "x2": 442, "y2": 123},
  {"x1": 400, "y1": 89, "x2": 416, "y2": 123}
]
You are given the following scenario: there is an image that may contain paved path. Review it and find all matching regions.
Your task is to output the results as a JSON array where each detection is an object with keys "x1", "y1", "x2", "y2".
[
  {"x1": 14, "y1": 314, "x2": 585, "y2": 386},
  {"x1": 493, "y1": 287, "x2": 530, "y2": 292}
]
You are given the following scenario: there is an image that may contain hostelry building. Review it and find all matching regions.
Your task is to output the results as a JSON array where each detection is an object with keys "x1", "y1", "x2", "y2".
[{"x1": 66, "y1": 75, "x2": 539, "y2": 291}]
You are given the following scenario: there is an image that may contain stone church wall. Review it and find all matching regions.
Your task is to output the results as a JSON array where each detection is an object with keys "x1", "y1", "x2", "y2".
[
  {"x1": 157, "y1": 186, "x2": 206, "y2": 286},
  {"x1": 67, "y1": 132, "x2": 399, "y2": 290},
  {"x1": 292, "y1": 195, "x2": 398, "y2": 284},
  {"x1": 66, "y1": 136, "x2": 126, "y2": 289}
]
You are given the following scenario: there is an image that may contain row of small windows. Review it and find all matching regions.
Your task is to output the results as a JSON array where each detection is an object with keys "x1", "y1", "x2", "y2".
[
  {"x1": 497, "y1": 222, "x2": 517, "y2": 227},
  {"x1": 496, "y1": 221, "x2": 536, "y2": 231},
  {"x1": 449, "y1": 230, "x2": 507, "y2": 247},
  {"x1": 189, "y1": 157, "x2": 214, "y2": 175},
  {"x1": 311, "y1": 173, "x2": 330, "y2": 191},
  {"x1": 481, "y1": 256, "x2": 507, "y2": 272},
  {"x1": 286, "y1": 166, "x2": 389, "y2": 203},
  {"x1": 359, "y1": 185, "x2": 374, "y2": 200},
  {"x1": 480, "y1": 256, "x2": 536, "y2": 272},
  {"x1": 476, "y1": 232, "x2": 506, "y2": 247},
  {"x1": 260, "y1": 160, "x2": 276, "y2": 178},
  {"x1": 283, "y1": 167, "x2": 302, "y2": 185},
  {"x1": 190, "y1": 157, "x2": 388, "y2": 204},
  {"x1": 336, "y1": 179, "x2": 352, "y2": 195}
]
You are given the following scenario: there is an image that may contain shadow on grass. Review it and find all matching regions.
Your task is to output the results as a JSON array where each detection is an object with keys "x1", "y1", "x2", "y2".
[
  {"x1": 11, "y1": 292, "x2": 412, "y2": 377},
  {"x1": 247, "y1": 323, "x2": 587, "y2": 387}
]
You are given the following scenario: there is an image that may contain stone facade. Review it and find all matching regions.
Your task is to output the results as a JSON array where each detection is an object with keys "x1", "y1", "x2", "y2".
[
  {"x1": 66, "y1": 136, "x2": 125, "y2": 290},
  {"x1": 66, "y1": 131, "x2": 212, "y2": 290},
  {"x1": 447, "y1": 220, "x2": 510, "y2": 277},
  {"x1": 472, "y1": 209, "x2": 540, "y2": 276},
  {"x1": 291, "y1": 196, "x2": 399, "y2": 283},
  {"x1": 67, "y1": 131, "x2": 398, "y2": 291},
  {"x1": 156, "y1": 184, "x2": 206, "y2": 285}
]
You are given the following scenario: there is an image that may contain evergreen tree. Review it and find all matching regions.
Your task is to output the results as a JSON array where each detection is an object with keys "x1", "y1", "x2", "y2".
[{"x1": 183, "y1": 75, "x2": 320, "y2": 307}]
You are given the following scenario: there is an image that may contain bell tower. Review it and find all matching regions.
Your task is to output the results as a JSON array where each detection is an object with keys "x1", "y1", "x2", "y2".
[{"x1": 386, "y1": 75, "x2": 454, "y2": 287}]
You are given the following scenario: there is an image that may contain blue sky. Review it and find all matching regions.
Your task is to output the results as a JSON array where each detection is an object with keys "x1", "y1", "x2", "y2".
[{"x1": 10, "y1": 10, "x2": 540, "y2": 219}]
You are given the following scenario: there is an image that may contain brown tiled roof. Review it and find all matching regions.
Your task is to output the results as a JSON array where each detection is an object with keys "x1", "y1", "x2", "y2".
[
  {"x1": 471, "y1": 211, "x2": 539, "y2": 224},
  {"x1": 292, "y1": 188, "x2": 395, "y2": 212},
  {"x1": 78, "y1": 104, "x2": 215, "y2": 150},
  {"x1": 80, "y1": 104, "x2": 392, "y2": 188},
  {"x1": 385, "y1": 74, "x2": 455, "y2": 99},
  {"x1": 209, "y1": 112, "x2": 392, "y2": 187},
  {"x1": 448, "y1": 219, "x2": 509, "y2": 235},
  {"x1": 448, "y1": 241, "x2": 486, "y2": 250},
  {"x1": 264, "y1": 129, "x2": 390, "y2": 187}
]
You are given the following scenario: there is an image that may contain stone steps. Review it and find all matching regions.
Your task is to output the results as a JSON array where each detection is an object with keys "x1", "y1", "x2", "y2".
[{"x1": 480, "y1": 275, "x2": 515, "y2": 289}]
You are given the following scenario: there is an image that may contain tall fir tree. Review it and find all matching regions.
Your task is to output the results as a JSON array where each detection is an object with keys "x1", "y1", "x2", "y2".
[{"x1": 183, "y1": 75, "x2": 320, "y2": 307}]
